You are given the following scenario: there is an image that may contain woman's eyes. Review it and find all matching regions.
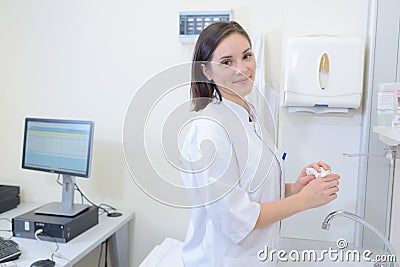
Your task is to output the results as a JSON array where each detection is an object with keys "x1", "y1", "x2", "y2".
[
  {"x1": 243, "y1": 53, "x2": 253, "y2": 60},
  {"x1": 220, "y1": 53, "x2": 253, "y2": 66}
]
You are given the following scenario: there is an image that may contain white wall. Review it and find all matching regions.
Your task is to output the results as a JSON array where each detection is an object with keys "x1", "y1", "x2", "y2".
[
  {"x1": 0, "y1": 0, "x2": 368, "y2": 266},
  {"x1": 278, "y1": 1, "x2": 368, "y2": 244}
]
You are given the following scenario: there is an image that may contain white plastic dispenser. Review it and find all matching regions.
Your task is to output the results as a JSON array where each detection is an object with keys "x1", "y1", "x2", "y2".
[{"x1": 282, "y1": 36, "x2": 364, "y2": 109}]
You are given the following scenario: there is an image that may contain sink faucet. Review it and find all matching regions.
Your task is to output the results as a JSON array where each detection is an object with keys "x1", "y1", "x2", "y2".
[{"x1": 322, "y1": 210, "x2": 397, "y2": 267}]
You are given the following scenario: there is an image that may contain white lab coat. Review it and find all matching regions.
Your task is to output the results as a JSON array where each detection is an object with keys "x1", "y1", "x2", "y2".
[{"x1": 180, "y1": 99, "x2": 283, "y2": 267}]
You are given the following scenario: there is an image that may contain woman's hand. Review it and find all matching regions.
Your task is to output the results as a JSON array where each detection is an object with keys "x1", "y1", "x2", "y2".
[
  {"x1": 290, "y1": 161, "x2": 331, "y2": 195},
  {"x1": 256, "y1": 171, "x2": 340, "y2": 228},
  {"x1": 298, "y1": 173, "x2": 340, "y2": 209}
]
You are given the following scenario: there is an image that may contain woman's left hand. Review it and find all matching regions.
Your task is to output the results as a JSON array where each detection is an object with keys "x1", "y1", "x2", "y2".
[{"x1": 292, "y1": 161, "x2": 331, "y2": 195}]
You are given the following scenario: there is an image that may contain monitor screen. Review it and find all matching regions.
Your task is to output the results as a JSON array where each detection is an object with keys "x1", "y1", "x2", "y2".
[{"x1": 22, "y1": 118, "x2": 94, "y2": 178}]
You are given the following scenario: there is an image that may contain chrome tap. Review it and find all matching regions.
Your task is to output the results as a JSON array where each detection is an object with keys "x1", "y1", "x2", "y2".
[{"x1": 322, "y1": 210, "x2": 397, "y2": 267}]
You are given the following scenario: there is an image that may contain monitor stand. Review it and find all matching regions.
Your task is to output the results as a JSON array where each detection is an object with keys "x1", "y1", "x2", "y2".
[{"x1": 35, "y1": 175, "x2": 89, "y2": 217}]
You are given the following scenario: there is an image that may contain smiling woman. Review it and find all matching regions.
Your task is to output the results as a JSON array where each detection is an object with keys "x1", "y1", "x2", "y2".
[
  {"x1": 199, "y1": 32, "x2": 256, "y2": 111},
  {"x1": 190, "y1": 21, "x2": 255, "y2": 113},
  {"x1": 180, "y1": 21, "x2": 340, "y2": 267}
]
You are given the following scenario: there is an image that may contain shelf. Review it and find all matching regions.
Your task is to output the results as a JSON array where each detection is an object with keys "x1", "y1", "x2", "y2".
[{"x1": 373, "y1": 126, "x2": 400, "y2": 146}]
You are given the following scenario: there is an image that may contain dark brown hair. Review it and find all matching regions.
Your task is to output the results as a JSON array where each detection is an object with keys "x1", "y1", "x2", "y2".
[{"x1": 191, "y1": 21, "x2": 252, "y2": 111}]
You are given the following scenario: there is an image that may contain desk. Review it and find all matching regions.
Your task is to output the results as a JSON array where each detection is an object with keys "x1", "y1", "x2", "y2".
[{"x1": 0, "y1": 202, "x2": 134, "y2": 267}]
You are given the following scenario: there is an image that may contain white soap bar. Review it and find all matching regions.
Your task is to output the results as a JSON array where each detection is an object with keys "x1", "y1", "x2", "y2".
[{"x1": 306, "y1": 167, "x2": 331, "y2": 178}]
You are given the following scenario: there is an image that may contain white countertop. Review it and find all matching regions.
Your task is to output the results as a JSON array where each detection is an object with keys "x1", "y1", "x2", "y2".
[{"x1": 373, "y1": 126, "x2": 400, "y2": 146}]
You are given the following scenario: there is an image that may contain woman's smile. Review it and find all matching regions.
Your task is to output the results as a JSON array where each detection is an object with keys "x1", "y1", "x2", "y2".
[{"x1": 233, "y1": 76, "x2": 251, "y2": 84}]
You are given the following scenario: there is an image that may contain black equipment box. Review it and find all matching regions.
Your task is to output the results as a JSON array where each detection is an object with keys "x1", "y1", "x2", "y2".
[
  {"x1": 0, "y1": 185, "x2": 20, "y2": 214},
  {"x1": 12, "y1": 205, "x2": 98, "y2": 243}
]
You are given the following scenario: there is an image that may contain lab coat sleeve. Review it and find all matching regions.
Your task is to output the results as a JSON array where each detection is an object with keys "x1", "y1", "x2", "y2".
[
  {"x1": 208, "y1": 186, "x2": 261, "y2": 244},
  {"x1": 193, "y1": 120, "x2": 261, "y2": 244}
]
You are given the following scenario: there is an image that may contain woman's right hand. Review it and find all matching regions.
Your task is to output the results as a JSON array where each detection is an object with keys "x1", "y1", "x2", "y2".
[{"x1": 298, "y1": 173, "x2": 340, "y2": 209}]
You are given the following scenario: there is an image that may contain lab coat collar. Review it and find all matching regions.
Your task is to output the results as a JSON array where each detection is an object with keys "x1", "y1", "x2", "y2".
[{"x1": 221, "y1": 98, "x2": 255, "y2": 124}]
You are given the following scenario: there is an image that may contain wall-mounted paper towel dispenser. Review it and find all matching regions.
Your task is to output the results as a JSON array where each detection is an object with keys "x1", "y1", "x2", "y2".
[{"x1": 281, "y1": 36, "x2": 364, "y2": 109}]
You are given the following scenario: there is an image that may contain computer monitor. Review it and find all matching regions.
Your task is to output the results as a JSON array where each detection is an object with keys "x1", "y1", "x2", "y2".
[{"x1": 22, "y1": 117, "x2": 94, "y2": 217}]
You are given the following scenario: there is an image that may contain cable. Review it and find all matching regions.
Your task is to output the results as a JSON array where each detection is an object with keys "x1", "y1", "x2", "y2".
[
  {"x1": 98, "y1": 203, "x2": 117, "y2": 211},
  {"x1": 34, "y1": 229, "x2": 73, "y2": 267},
  {"x1": 56, "y1": 175, "x2": 122, "y2": 217},
  {"x1": 97, "y1": 204, "x2": 118, "y2": 217},
  {"x1": 74, "y1": 184, "x2": 115, "y2": 216},
  {"x1": 52, "y1": 251, "x2": 72, "y2": 267},
  {"x1": 34, "y1": 229, "x2": 58, "y2": 255}
]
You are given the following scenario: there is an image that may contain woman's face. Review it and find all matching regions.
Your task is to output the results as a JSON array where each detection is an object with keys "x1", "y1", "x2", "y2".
[{"x1": 202, "y1": 33, "x2": 256, "y2": 103}]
